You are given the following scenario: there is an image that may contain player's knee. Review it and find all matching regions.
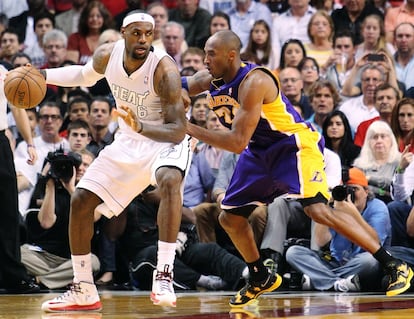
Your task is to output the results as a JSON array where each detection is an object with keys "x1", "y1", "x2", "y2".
[
  {"x1": 156, "y1": 167, "x2": 183, "y2": 192},
  {"x1": 304, "y1": 202, "x2": 332, "y2": 224}
]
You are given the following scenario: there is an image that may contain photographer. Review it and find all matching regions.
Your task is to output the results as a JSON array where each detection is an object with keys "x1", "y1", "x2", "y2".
[
  {"x1": 285, "y1": 168, "x2": 391, "y2": 292},
  {"x1": 20, "y1": 149, "x2": 100, "y2": 289}
]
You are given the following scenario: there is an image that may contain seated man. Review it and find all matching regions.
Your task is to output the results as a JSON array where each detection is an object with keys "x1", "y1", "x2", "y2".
[
  {"x1": 21, "y1": 149, "x2": 100, "y2": 289},
  {"x1": 121, "y1": 186, "x2": 248, "y2": 291},
  {"x1": 285, "y1": 168, "x2": 391, "y2": 292}
]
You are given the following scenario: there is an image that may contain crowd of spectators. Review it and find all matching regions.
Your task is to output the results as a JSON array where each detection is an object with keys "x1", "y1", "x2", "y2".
[{"x1": 1, "y1": 0, "x2": 414, "y2": 294}]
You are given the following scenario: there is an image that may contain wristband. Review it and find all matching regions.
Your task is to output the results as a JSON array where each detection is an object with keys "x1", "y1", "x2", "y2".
[
  {"x1": 181, "y1": 76, "x2": 189, "y2": 91},
  {"x1": 137, "y1": 121, "x2": 143, "y2": 133},
  {"x1": 27, "y1": 144, "x2": 35, "y2": 148}
]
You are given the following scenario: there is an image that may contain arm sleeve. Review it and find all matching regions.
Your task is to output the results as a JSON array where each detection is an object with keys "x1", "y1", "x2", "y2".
[{"x1": 45, "y1": 61, "x2": 105, "y2": 87}]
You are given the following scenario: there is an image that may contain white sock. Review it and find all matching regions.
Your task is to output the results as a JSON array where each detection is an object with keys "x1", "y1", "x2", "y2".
[
  {"x1": 157, "y1": 240, "x2": 176, "y2": 272},
  {"x1": 72, "y1": 253, "x2": 94, "y2": 283}
]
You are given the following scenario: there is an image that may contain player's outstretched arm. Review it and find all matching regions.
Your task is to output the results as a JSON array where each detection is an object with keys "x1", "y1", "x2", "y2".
[{"x1": 41, "y1": 43, "x2": 113, "y2": 87}]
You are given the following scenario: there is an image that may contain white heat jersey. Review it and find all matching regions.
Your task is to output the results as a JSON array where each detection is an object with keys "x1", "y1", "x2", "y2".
[{"x1": 105, "y1": 40, "x2": 172, "y2": 136}]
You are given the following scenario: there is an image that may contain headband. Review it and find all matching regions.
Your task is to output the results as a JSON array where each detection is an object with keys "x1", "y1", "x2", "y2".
[{"x1": 122, "y1": 13, "x2": 155, "y2": 28}]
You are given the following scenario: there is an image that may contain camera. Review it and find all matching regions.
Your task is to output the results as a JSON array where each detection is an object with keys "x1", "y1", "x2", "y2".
[
  {"x1": 332, "y1": 185, "x2": 355, "y2": 202},
  {"x1": 366, "y1": 53, "x2": 385, "y2": 62},
  {"x1": 46, "y1": 147, "x2": 82, "y2": 183}
]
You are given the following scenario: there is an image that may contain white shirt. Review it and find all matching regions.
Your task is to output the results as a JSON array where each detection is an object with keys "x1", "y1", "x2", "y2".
[
  {"x1": 0, "y1": 65, "x2": 9, "y2": 131},
  {"x1": 339, "y1": 95, "x2": 379, "y2": 133},
  {"x1": 392, "y1": 161, "x2": 414, "y2": 204}
]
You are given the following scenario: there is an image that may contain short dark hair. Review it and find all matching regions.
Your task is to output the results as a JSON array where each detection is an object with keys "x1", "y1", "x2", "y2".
[{"x1": 67, "y1": 119, "x2": 91, "y2": 135}]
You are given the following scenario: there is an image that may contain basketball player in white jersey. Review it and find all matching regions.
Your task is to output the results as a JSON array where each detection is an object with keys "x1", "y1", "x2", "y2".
[{"x1": 40, "y1": 11, "x2": 191, "y2": 311}]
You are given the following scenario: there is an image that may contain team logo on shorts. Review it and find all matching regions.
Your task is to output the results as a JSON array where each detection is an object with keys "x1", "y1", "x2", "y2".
[{"x1": 310, "y1": 171, "x2": 324, "y2": 183}]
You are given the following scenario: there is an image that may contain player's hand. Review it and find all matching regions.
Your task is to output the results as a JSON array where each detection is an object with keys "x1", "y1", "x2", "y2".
[
  {"x1": 115, "y1": 105, "x2": 142, "y2": 133},
  {"x1": 26, "y1": 144, "x2": 38, "y2": 165}
]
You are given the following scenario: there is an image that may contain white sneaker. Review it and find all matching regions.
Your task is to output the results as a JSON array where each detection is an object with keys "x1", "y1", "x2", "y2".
[
  {"x1": 302, "y1": 274, "x2": 312, "y2": 290},
  {"x1": 41, "y1": 282, "x2": 102, "y2": 312},
  {"x1": 334, "y1": 275, "x2": 360, "y2": 292},
  {"x1": 150, "y1": 265, "x2": 176, "y2": 307}
]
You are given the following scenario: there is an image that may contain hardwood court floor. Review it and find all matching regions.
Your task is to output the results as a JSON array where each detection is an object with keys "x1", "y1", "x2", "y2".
[{"x1": 2, "y1": 290, "x2": 414, "y2": 319}]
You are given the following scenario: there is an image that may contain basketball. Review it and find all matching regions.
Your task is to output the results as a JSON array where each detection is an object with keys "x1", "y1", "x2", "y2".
[{"x1": 4, "y1": 65, "x2": 46, "y2": 109}]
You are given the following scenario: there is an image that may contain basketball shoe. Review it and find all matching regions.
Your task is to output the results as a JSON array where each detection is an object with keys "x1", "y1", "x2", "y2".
[
  {"x1": 150, "y1": 265, "x2": 176, "y2": 307},
  {"x1": 230, "y1": 270, "x2": 282, "y2": 307},
  {"x1": 41, "y1": 282, "x2": 102, "y2": 312},
  {"x1": 385, "y1": 260, "x2": 414, "y2": 296}
]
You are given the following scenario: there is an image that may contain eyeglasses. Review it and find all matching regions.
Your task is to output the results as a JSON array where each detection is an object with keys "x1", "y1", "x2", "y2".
[
  {"x1": 281, "y1": 78, "x2": 300, "y2": 84},
  {"x1": 39, "y1": 114, "x2": 61, "y2": 121},
  {"x1": 361, "y1": 77, "x2": 381, "y2": 84}
]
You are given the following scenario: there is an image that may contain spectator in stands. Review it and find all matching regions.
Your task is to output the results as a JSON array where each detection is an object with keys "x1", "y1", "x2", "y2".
[
  {"x1": 391, "y1": 98, "x2": 414, "y2": 153},
  {"x1": 0, "y1": 28, "x2": 23, "y2": 64},
  {"x1": 323, "y1": 30, "x2": 356, "y2": 92},
  {"x1": 199, "y1": 0, "x2": 235, "y2": 14},
  {"x1": 272, "y1": 0, "x2": 316, "y2": 56},
  {"x1": 209, "y1": 10, "x2": 231, "y2": 36},
  {"x1": 323, "y1": 109, "x2": 361, "y2": 170},
  {"x1": 114, "y1": 0, "x2": 144, "y2": 30},
  {"x1": 355, "y1": 14, "x2": 395, "y2": 62},
  {"x1": 339, "y1": 64, "x2": 384, "y2": 132},
  {"x1": 15, "y1": 101, "x2": 70, "y2": 216},
  {"x1": 66, "y1": 0, "x2": 114, "y2": 65},
  {"x1": 286, "y1": 167, "x2": 391, "y2": 292},
  {"x1": 304, "y1": 10, "x2": 334, "y2": 68},
  {"x1": 385, "y1": 0, "x2": 414, "y2": 44},
  {"x1": 168, "y1": 0, "x2": 211, "y2": 49},
  {"x1": 227, "y1": 0, "x2": 273, "y2": 50},
  {"x1": 24, "y1": 11, "x2": 55, "y2": 68},
  {"x1": 55, "y1": 0, "x2": 87, "y2": 37},
  {"x1": 331, "y1": 0, "x2": 383, "y2": 46},
  {"x1": 387, "y1": 145, "x2": 414, "y2": 247},
  {"x1": 242, "y1": 19, "x2": 278, "y2": 70},
  {"x1": 354, "y1": 83, "x2": 400, "y2": 147},
  {"x1": 160, "y1": 21, "x2": 186, "y2": 70},
  {"x1": 393, "y1": 22, "x2": 414, "y2": 92},
  {"x1": 276, "y1": 39, "x2": 307, "y2": 74},
  {"x1": 306, "y1": 79, "x2": 340, "y2": 134},
  {"x1": 181, "y1": 47, "x2": 206, "y2": 71},
  {"x1": 279, "y1": 67, "x2": 313, "y2": 119},
  {"x1": 86, "y1": 96, "x2": 114, "y2": 157},
  {"x1": 22, "y1": 149, "x2": 100, "y2": 289},
  {"x1": 354, "y1": 120, "x2": 401, "y2": 203},
  {"x1": 298, "y1": 57, "x2": 320, "y2": 96}
]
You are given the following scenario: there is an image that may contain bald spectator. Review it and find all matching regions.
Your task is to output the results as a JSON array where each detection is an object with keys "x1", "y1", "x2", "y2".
[
  {"x1": 279, "y1": 67, "x2": 313, "y2": 119},
  {"x1": 169, "y1": 0, "x2": 211, "y2": 49}
]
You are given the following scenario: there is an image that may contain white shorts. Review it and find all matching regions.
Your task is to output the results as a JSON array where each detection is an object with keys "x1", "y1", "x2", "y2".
[{"x1": 77, "y1": 131, "x2": 192, "y2": 217}]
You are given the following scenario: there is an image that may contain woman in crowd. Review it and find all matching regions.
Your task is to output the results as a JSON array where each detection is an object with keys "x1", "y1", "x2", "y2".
[
  {"x1": 391, "y1": 98, "x2": 414, "y2": 153},
  {"x1": 276, "y1": 39, "x2": 306, "y2": 75},
  {"x1": 353, "y1": 121, "x2": 401, "y2": 203},
  {"x1": 322, "y1": 110, "x2": 361, "y2": 170},
  {"x1": 66, "y1": 0, "x2": 114, "y2": 65},
  {"x1": 298, "y1": 57, "x2": 320, "y2": 96},
  {"x1": 242, "y1": 20, "x2": 278, "y2": 70},
  {"x1": 304, "y1": 10, "x2": 334, "y2": 68},
  {"x1": 354, "y1": 14, "x2": 394, "y2": 61}
]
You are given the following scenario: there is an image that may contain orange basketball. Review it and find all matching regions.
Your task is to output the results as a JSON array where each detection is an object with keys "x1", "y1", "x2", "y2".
[{"x1": 4, "y1": 65, "x2": 46, "y2": 109}]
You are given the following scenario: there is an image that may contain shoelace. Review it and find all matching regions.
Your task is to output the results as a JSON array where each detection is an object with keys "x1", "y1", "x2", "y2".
[
  {"x1": 57, "y1": 283, "x2": 82, "y2": 300},
  {"x1": 155, "y1": 272, "x2": 173, "y2": 293}
]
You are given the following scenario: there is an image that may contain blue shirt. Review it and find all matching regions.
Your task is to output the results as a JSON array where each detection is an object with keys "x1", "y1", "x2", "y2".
[{"x1": 329, "y1": 198, "x2": 391, "y2": 264}]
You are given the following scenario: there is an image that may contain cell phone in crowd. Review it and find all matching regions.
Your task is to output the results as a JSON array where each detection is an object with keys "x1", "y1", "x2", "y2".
[{"x1": 366, "y1": 54, "x2": 385, "y2": 62}]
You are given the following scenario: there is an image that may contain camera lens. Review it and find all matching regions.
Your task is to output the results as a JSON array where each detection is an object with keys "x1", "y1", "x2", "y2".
[{"x1": 332, "y1": 185, "x2": 348, "y2": 201}]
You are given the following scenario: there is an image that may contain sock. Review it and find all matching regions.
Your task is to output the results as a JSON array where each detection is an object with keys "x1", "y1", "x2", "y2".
[
  {"x1": 247, "y1": 258, "x2": 268, "y2": 283},
  {"x1": 72, "y1": 253, "x2": 94, "y2": 283},
  {"x1": 373, "y1": 247, "x2": 394, "y2": 266},
  {"x1": 157, "y1": 240, "x2": 176, "y2": 272}
]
